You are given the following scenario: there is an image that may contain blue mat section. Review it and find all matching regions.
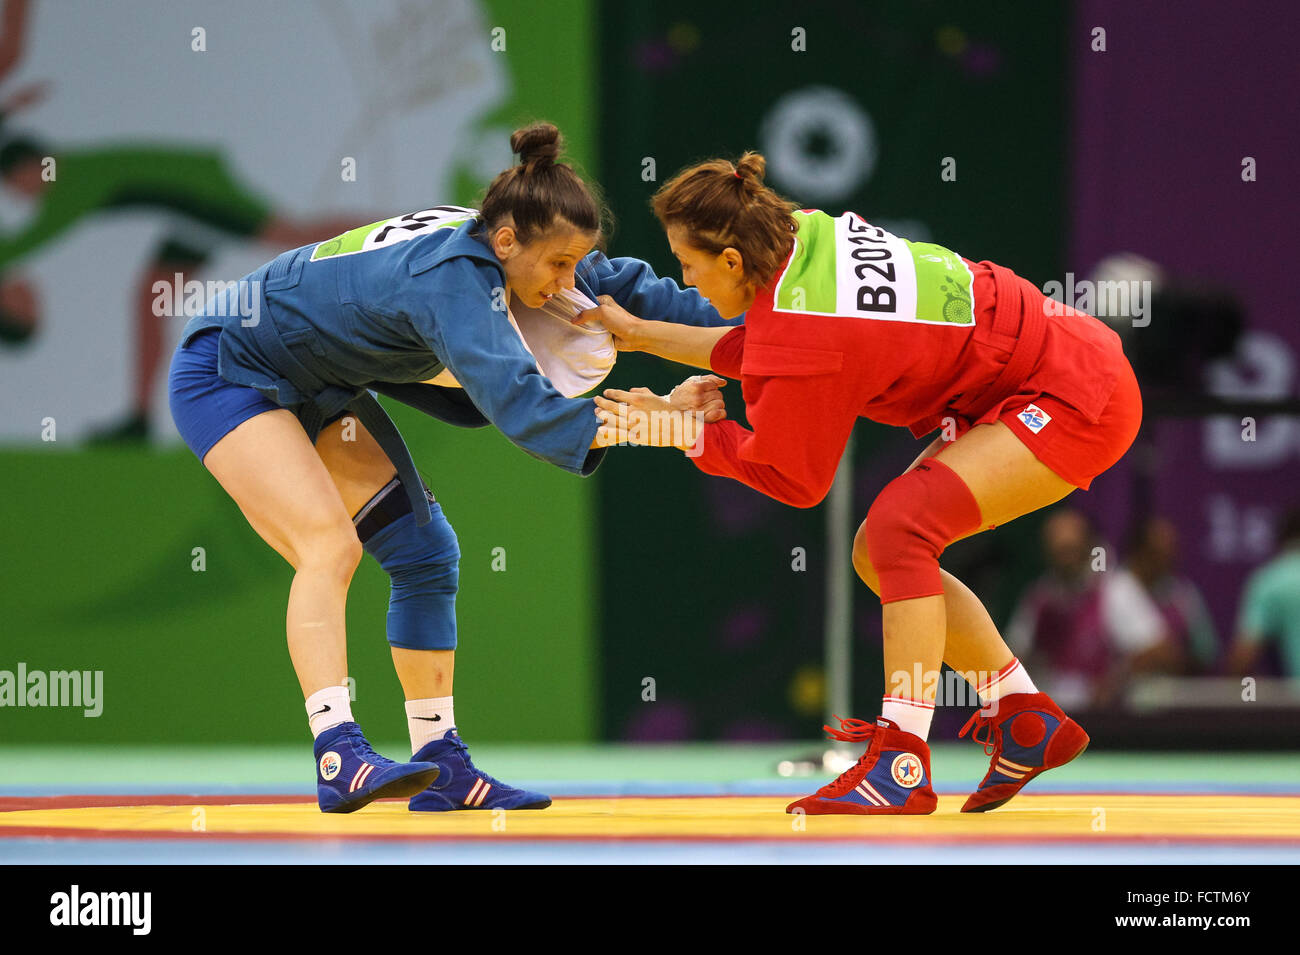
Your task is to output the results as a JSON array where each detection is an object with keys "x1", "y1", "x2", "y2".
[{"x1": 6, "y1": 838, "x2": 1299, "y2": 866}]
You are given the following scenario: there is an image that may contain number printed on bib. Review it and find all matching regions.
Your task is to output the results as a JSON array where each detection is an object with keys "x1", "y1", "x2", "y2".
[
  {"x1": 310, "y1": 206, "x2": 477, "y2": 261},
  {"x1": 774, "y1": 211, "x2": 975, "y2": 326}
]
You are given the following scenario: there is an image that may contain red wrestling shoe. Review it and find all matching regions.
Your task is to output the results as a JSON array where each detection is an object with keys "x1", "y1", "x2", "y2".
[
  {"x1": 786, "y1": 717, "x2": 938, "y2": 815},
  {"x1": 959, "y1": 692, "x2": 1090, "y2": 813}
]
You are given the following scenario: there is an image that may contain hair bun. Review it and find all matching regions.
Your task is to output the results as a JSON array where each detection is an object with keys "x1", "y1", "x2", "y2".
[
  {"x1": 511, "y1": 122, "x2": 563, "y2": 168},
  {"x1": 733, "y1": 151, "x2": 767, "y2": 186}
]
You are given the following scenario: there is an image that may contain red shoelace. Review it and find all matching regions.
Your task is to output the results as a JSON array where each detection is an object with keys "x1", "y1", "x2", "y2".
[
  {"x1": 958, "y1": 708, "x2": 1000, "y2": 756},
  {"x1": 816, "y1": 715, "x2": 886, "y2": 798}
]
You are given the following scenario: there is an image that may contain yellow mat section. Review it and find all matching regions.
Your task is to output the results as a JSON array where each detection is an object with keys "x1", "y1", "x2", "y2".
[{"x1": 4, "y1": 795, "x2": 1299, "y2": 841}]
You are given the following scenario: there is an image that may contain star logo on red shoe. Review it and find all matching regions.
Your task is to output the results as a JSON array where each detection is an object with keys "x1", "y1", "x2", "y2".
[{"x1": 892, "y1": 753, "x2": 922, "y2": 788}]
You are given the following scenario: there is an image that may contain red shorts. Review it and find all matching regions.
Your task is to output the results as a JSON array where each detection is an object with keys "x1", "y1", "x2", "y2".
[
  {"x1": 953, "y1": 302, "x2": 1144, "y2": 490},
  {"x1": 974, "y1": 358, "x2": 1142, "y2": 489}
]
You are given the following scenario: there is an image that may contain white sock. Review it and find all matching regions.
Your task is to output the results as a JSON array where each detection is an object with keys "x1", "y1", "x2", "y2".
[
  {"x1": 305, "y1": 685, "x2": 352, "y2": 738},
  {"x1": 406, "y1": 696, "x2": 455, "y2": 753},
  {"x1": 977, "y1": 658, "x2": 1039, "y2": 705},
  {"x1": 880, "y1": 696, "x2": 935, "y2": 741}
]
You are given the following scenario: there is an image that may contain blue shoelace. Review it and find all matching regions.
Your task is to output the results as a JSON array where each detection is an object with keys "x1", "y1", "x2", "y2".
[{"x1": 440, "y1": 734, "x2": 509, "y2": 789}]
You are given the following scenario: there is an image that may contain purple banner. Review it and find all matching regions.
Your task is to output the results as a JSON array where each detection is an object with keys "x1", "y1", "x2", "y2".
[{"x1": 1070, "y1": 1, "x2": 1300, "y2": 656}]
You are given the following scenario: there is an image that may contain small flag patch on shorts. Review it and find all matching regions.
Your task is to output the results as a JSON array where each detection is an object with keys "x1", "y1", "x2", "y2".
[{"x1": 1018, "y1": 404, "x2": 1052, "y2": 434}]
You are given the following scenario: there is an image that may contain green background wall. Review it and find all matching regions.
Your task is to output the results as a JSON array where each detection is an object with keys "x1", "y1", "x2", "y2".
[{"x1": 0, "y1": 0, "x2": 600, "y2": 745}]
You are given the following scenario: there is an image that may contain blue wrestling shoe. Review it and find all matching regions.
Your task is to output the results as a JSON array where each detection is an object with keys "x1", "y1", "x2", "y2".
[
  {"x1": 314, "y1": 722, "x2": 441, "y2": 814},
  {"x1": 408, "y1": 728, "x2": 552, "y2": 811}
]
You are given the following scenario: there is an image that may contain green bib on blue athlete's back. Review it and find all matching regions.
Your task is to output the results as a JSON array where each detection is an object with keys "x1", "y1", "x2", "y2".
[
  {"x1": 773, "y1": 210, "x2": 974, "y2": 325},
  {"x1": 310, "y1": 206, "x2": 477, "y2": 261}
]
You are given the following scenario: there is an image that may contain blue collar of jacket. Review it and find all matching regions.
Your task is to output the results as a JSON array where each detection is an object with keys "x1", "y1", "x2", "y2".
[{"x1": 408, "y1": 219, "x2": 505, "y2": 276}]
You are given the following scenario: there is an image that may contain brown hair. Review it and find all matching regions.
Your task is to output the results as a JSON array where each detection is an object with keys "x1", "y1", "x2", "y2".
[
  {"x1": 652, "y1": 152, "x2": 798, "y2": 285},
  {"x1": 477, "y1": 123, "x2": 607, "y2": 244}
]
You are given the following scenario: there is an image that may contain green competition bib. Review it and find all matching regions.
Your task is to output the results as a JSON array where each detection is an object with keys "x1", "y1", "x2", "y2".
[
  {"x1": 773, "y1": 210, "x2": 974, "y2": 325},
  {"x1": 310, "y1": 206, "x2": 477, "y2": 261}
]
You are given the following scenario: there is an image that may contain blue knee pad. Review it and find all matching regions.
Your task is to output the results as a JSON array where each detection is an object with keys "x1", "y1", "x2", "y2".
[{"x1": 357, "y1": 482, "x2": 460, "y2": 651}]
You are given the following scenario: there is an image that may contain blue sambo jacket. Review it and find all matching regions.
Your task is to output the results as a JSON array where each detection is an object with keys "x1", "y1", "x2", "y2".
[{"x1": 179, "y1": 208, "x2": 735, "y2": 523}]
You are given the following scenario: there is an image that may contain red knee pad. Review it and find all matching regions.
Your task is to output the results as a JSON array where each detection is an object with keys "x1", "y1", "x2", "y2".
[{"x1": 864, "y1": 458, "x2": 983, "y2": 604}]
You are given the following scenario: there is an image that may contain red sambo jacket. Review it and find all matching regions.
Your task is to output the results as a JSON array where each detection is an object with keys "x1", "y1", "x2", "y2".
[{"x1": 689, "y1": 211, "x2": 1126, "y2": 507}]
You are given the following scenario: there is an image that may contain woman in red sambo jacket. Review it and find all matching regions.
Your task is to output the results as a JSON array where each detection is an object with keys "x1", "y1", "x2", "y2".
[{"x1": 581, "y1": 153, "x2": 1142, "y2": 815}]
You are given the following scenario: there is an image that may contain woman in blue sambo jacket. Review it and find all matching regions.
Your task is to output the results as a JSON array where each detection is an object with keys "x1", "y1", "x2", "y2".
[{"x1": 168, "y1": 124, "x2": 733, "y2": 813}]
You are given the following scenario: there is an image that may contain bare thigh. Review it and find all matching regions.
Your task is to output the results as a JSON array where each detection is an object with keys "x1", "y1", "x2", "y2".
[
  {"x1": 313, "y1": 414, "x2": 400, "y2": 517},
  {"x1": 933, "y1": 420, "x2": 1076, "y2": 535},
  {"x1": 201, "y1": 409, "x2": 357, "y2": 568}
]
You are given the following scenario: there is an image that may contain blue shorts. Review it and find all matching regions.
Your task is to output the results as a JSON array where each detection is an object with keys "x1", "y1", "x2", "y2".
[{"x1": 168, "y1": 328, "x2": 282, "y2": 463}]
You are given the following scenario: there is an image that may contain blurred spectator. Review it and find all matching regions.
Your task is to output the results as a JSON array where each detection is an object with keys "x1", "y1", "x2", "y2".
[
  {"x1": 1006, "y1": 509, "x2": 1110, "y2": 709},
  {"x1": 1226, "y1": 507, "x2": 1300, "y2": 678},
  {"x1": 1107, "y1": 517, "x2": 1219, "y2": 676},
  {"x1": 1005, "y1": 508, "x2": 1199, "y2": 709}
]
